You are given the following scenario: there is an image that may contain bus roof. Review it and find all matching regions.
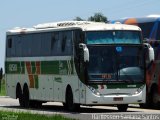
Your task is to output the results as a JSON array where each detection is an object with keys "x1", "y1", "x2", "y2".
[
  {"x1": 7, "y1": 21, "x2": 141, "y2": 35},
  {"x1": 111, "y1": 16, "x2": 160, "y2": 24}
]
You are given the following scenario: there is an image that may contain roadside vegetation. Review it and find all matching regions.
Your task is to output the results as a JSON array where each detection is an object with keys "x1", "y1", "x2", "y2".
[
  {"x1": 0, "y1": 111, "x2": 74, "y2": 120},
  {"x1": 0, "y1": 76, "x2": 6, "y2": 96}
]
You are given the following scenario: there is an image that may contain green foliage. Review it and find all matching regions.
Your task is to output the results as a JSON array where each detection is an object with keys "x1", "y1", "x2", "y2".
[
  {"x1": 88, "y1": 12, "x2": 107, "y2": 22},
  {"x1": 74, "y1": 12, "x2": 108, "y2": 22},
  {"x1": 0, "y1": 78, "x2": 6, "y2": 96},
  {"x1": 74, "y1": 17, "x2": 84, "y2": 21},
  {"x1": 0, "y1": 111, "x2": 74, "y2": 120}
]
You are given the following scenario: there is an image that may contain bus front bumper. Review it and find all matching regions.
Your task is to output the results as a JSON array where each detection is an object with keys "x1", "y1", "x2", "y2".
[{"x1": 85, "y1": 86, "x2": 146, "y2": 105}]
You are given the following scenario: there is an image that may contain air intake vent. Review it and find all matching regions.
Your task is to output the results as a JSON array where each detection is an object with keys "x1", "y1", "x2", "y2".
[{"x1": 34, "y1": 21, "x2": 93, "y2": 29}]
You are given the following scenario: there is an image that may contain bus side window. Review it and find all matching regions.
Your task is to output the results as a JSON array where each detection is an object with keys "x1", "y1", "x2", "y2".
[
  {"x1": 61, "y1": 34, "x2": 67, "y2": 52},
  {"x1": 61, "y1": 31, "x2": 72, "y2": 55},
  {"x1": 8, "y1": 36, "x2": 16, "y2": 57},
  {"x1": 8, "y1": 38, "x2": 12, "y2": 48},
  {"x1": 65, "y1": 31, "x2": 72, "y2": 55},
  {"x1": 51, "y1": 32, "x2": 59, "y2": 56},
  {"x1": 51, "y1": 36, "x2": 56, "y2": 50},
  {"x1": 41, "y1": 32, "x2": 51, "y2": 56}
]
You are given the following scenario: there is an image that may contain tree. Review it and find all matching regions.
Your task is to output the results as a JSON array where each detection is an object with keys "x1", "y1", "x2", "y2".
[
  {"x1": 88, "y1": 13, "x2": 108, "y2": 22},
  {"x1": 74, "y1": 17, "x2": 84, "y2": 21}
]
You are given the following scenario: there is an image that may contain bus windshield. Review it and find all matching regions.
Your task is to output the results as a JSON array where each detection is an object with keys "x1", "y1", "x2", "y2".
[
  {"x1": 86, "y1": 31, "x2": 141, "y2": 44},
  {"x1": 87, "y1": 45, "x2": 145, "y2": 83}
]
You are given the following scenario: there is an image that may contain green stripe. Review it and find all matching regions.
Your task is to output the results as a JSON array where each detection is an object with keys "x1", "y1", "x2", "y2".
[
  {"x1": 106, "y1": 83, "x2": 144, "y2": 89},
  {"x1": 41, "y1": 61, "x2": 59, "y2": 74},
  {"x1": 34, "y1": 75, "x2": 39, "y2": 89},
  {"x1": 41, "y1": 60, "x2": 73, "y2": 75},
  {"x1": 31, "y1": 62, "x2": 36, "y2": 74},
  {"x1": 6, "y1": 60, "x2": 74, "y2": 75}
]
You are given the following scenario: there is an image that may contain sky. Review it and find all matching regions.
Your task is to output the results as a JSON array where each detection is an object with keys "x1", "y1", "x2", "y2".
[{"x1": 0, "y1": 0, "x2": 160, "y2": 71}]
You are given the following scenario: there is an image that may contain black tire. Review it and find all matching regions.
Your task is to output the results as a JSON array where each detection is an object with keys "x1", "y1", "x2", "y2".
[
  {"x1": 16, "y1": 84, "x2": 24, "y2": 107},
  {"x1": 139, "y1": 103, "x2": 148, "y2": 108},
  {"x1": 117, "y1": 104, "x2": 128, "y2": 112},
  {"x1": 139, "y1": 95, "x2": 152, "y2": 109},
  {"x1": 23, "y1": 84, "x2": 30, "y2": 108},
  {"x1": 63, "y1": 102, "x2": 67, "y2": 110},
  {"x1": 65, "y1": 88, "x2": 80, "y2": 111},
  {"x1": 151, "y1": 88, "x2": 160, "y2": 109},
  {"x1": 30, "y1": 100, "x2": 42, "y2": 108}
]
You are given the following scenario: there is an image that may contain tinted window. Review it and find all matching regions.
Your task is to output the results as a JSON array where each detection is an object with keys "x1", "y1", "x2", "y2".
[
  {"x1": 157, "y1": 23, "x2": 160, "y2": 40},
  {"x1": 6, "y1": 31, "x2": 73, "y2": 57},
  {"x1": 41, "y1": 32, "x2": 51, "y2": 56},
  {"x1": 51, "y1": 32, "x2": 60, "y2": 55},
  {"x1": 62, "y1": 31, "x2": 72, "y2": 55},
  {"x1": 86, "y1": 31, "x2": 141, "y2": 44},
  {"x1": 139, "y1": 22, "x2": 155, "y2": 39}
]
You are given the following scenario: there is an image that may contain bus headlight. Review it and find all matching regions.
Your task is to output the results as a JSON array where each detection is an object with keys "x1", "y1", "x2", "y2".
[
  {"x1": 135, "y1": 85, "x2": 145, "y2": 94},
  {"x1": 88, "y1": 86, "x2": 100, "y2": 96}
]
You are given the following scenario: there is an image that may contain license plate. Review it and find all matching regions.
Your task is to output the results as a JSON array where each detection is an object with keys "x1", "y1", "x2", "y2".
[{"x1": 113, "y1": 97, "x2": 123, "y2": 101}]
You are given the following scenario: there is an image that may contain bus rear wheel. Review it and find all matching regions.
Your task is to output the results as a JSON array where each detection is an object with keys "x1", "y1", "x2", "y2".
[
  {"x1": 30, "y1": 100, "x2": 42, "y2": 108},
  {"x1": 65, "y1": 88, "x2": 80, "y2": 111},
  {"x1": 117, "y1": 104, "x2": 128, "y2": 112}
]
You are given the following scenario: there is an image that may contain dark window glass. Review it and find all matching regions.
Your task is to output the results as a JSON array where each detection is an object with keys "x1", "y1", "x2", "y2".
[
  {"x1": 41, "y1": 32, "x2": 51, "y2": 56},
  {"x1": 61, "y1": 35, "x2": 67, "y2": 52},
  {"x1": 139, "y1": 22, "x2": 155, "y2": 39},
  {"x1": 22, "y1": 34, "x2": 31, "y2": 56},
  {"x1": 15, "y1": 36, "x2": 22, "y2": 57},
  {"x1": 6, "y1": 31, "x2": 73, "y2": 57},
  {"x1": 9, "y1": 36, "x2": 16, "y2": 57},
  {"x1": 157, "y1": 23, "x2": 160, "y2": 40},
  {"x1": 51, "y1": 32, "x2": 60, "y2": 56},
  {"x1": 88, "y1": 46, "x2": 144, "y2": 83},
  {"x1": 35, "y1": 34, "x2": 42, "y2": 56},
  {"x1": 8, "y1": 38, "x2": 12, "y2": 48},
  {"x1": 62, "y1": 31, "x2": 72, "y2": 55},
  {"x1": 86, "y1": 31, "x2": 141, "y2": 44}
]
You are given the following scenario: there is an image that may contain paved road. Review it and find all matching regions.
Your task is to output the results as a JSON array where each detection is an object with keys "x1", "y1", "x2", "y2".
[{"x1": 0, "y1": 97, "x2": 160, "y2": 120}]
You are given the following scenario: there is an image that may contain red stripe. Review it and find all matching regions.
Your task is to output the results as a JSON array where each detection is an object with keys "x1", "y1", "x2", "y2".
[
  {"x1": 26, "y1": 61, "x2": 34, "y2": 88},
  {"x1": 26, "y1": 62, "x2": 32, "y2": 74},
  {"x1": 36, "y1": 61, "x2": 40, "y2": 74}
]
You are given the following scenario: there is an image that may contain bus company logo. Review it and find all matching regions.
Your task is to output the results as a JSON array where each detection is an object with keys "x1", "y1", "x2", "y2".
[{"x1": 9, "y1": 64, "x2": 18, "y2": 72}]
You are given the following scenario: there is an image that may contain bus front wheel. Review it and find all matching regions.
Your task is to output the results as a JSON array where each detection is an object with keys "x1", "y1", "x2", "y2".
[
  {"x1": 65, "y1": 87, "x2": 80, "y2": 111},
  {"x1": 117, "y1": 104, "x2": 128, "y2": 112}
]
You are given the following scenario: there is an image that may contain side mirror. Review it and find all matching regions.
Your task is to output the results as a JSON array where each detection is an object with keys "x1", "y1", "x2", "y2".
[
  {"x1": 143, "y1": 43, "x2": 154, "y2": 62},
  {"x1": 79, "y1": 43, "x2": 89, "y2": 62},
  {"x1": 0, "y1": 68, "x2": 2, "y2": 80}
]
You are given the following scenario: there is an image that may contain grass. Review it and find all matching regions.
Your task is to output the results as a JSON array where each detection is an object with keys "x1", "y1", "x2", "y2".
[
  {"x1": 0, "y1": 111, "x2": 74, "y2": 120},
  {"x1": 0, "y1": 78, "x2": 6, "y2": 96}
]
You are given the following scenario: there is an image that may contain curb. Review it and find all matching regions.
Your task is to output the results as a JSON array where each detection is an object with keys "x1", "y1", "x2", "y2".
[{"x1": 0, "y1": 96, "x2": 10, "y2": 98}]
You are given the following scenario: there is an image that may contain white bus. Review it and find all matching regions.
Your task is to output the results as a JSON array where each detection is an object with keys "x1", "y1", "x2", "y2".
[{"x1": 5, "y1": 21, "x2": 151, "y2": 111}]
